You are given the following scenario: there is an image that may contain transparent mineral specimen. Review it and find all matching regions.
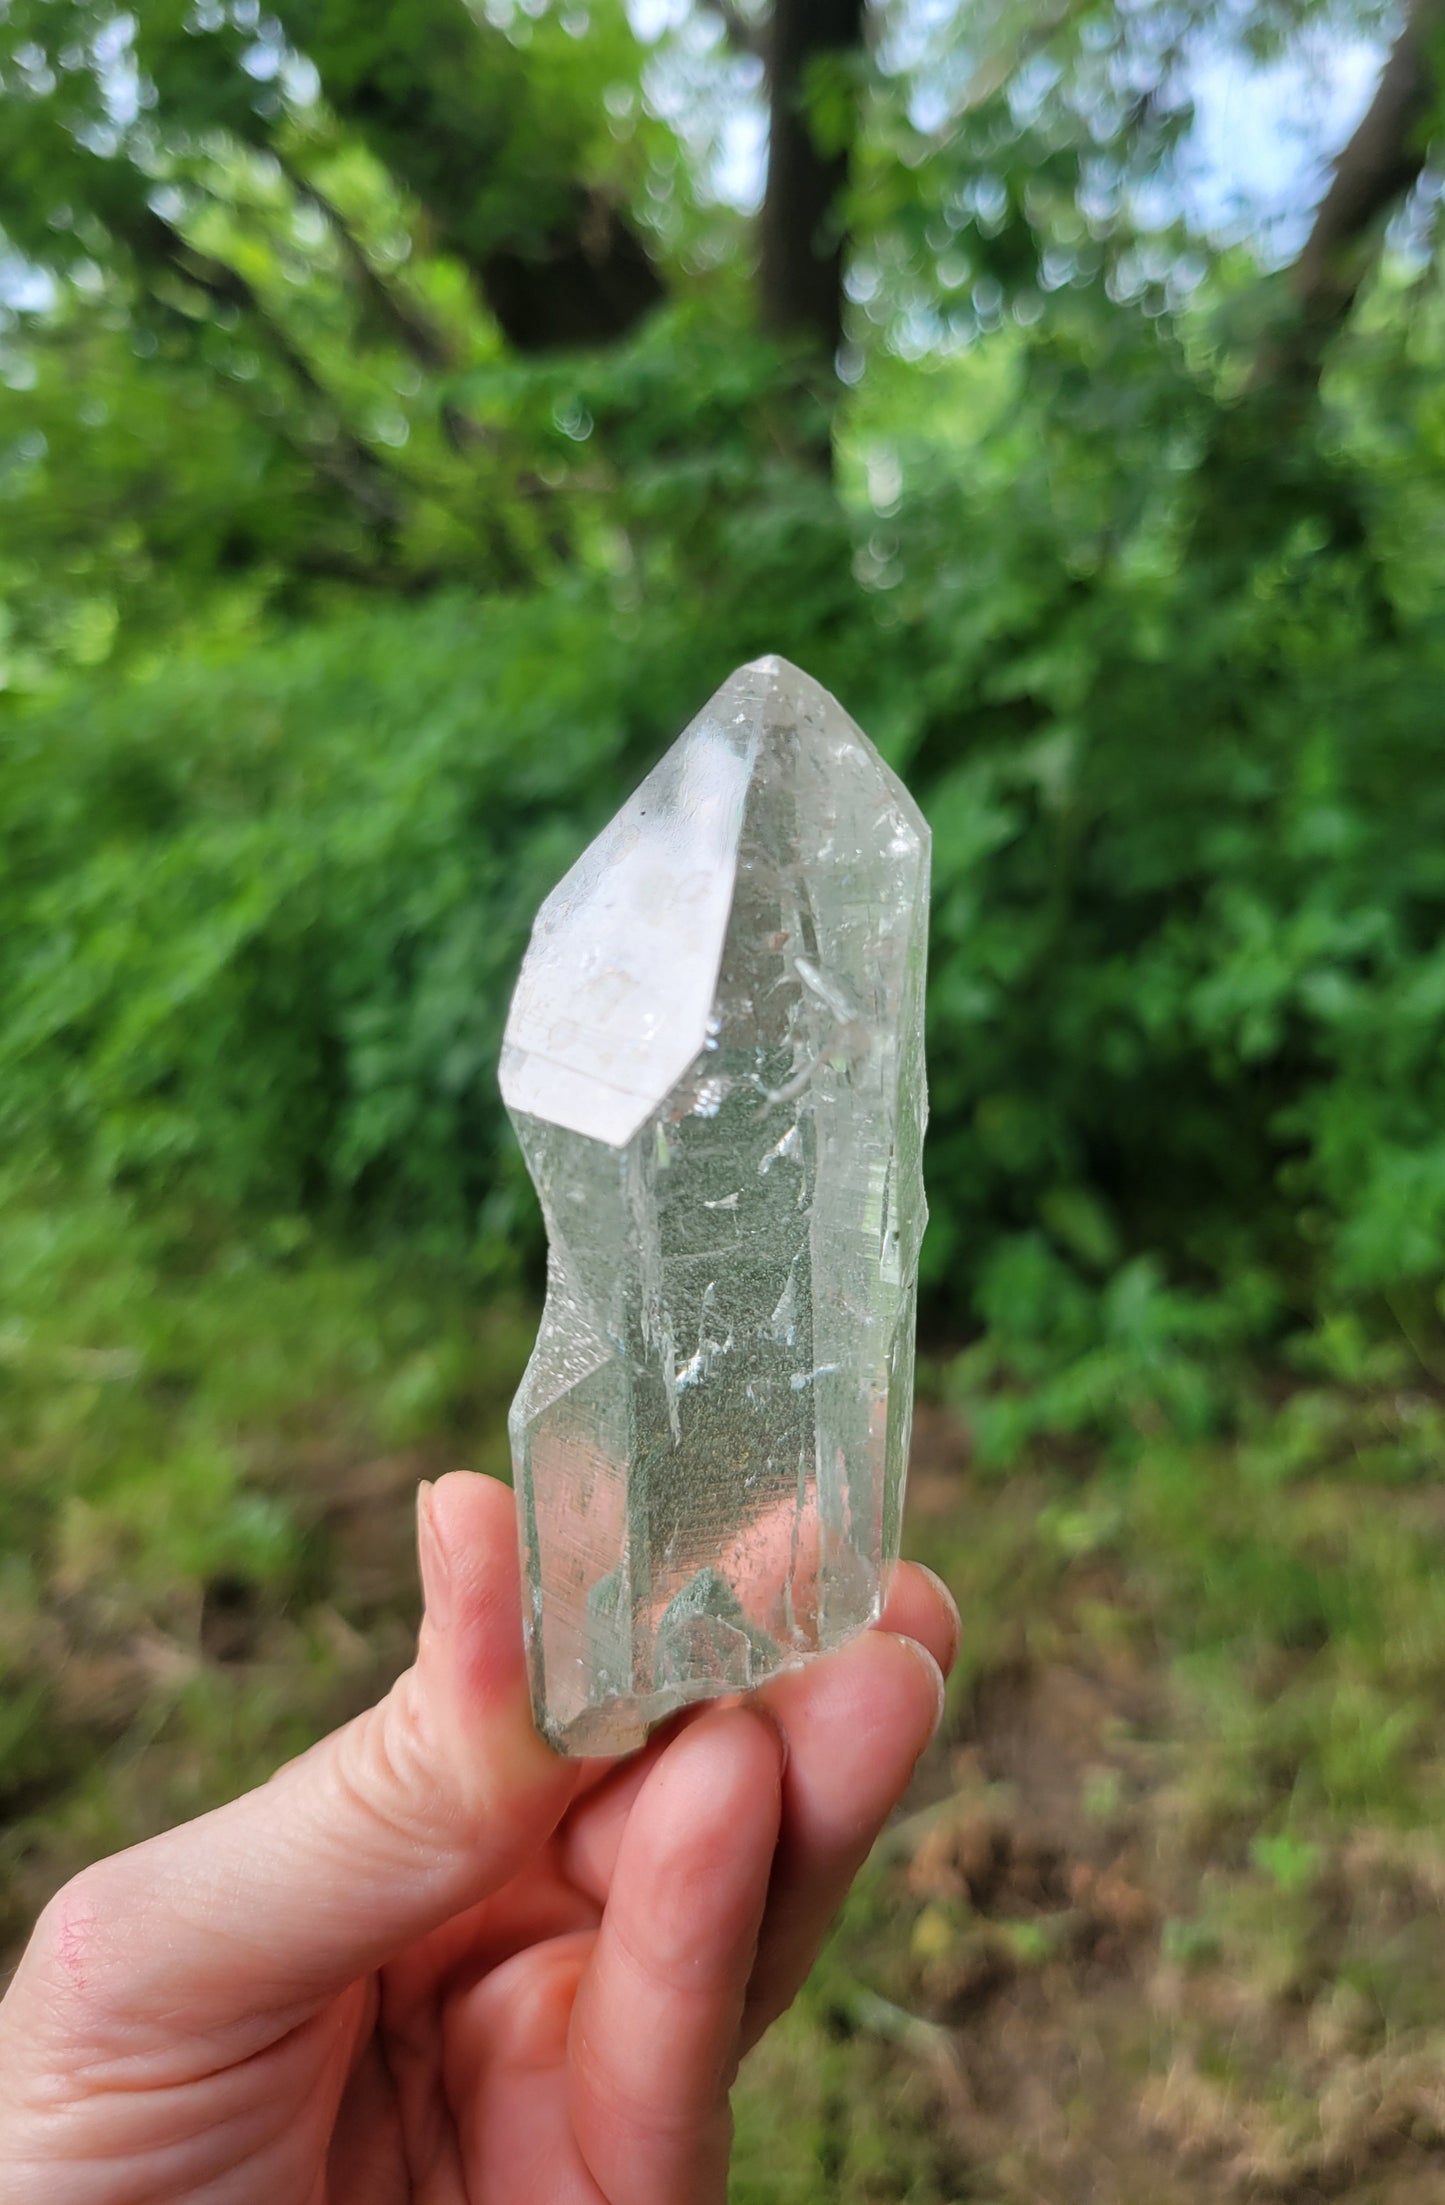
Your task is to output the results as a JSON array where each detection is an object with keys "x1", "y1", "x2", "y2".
[{"x1": 501, "y1": 656, "x2": 929, "y2": 1754}]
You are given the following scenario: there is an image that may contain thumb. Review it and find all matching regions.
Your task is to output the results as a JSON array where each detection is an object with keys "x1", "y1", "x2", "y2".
[{"x1": 11, "y1": 1473, "x2": 578, "y2": 2055}]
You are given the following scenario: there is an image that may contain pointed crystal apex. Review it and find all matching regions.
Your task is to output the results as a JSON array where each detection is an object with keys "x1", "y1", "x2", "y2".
[{"x1": 504, "y1": 659, "x2": 930, "y2": 1752}]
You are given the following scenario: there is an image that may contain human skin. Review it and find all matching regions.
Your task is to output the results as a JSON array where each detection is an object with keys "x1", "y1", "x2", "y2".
[{"x1": 0, "y1": 1471, "x2": 958, "y2": 2205}]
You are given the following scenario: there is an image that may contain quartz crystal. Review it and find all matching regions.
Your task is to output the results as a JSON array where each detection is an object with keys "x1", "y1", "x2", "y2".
[{"x1": 501, "y1": 656, "x2": 929, "y2": 1755}]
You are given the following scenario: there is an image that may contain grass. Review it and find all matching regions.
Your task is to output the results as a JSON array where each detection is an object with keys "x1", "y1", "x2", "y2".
[
  {"x1": 0, "y1": 1162, "x2": 529, "y2": 1941},
  {"x1": 5, "y1": 1170, "x2": 1445, "y2": 2198}
]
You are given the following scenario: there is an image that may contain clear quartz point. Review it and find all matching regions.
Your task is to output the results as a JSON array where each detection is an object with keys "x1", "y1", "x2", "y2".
[{"x1": 501, "y1": 656, "x2": 930, "y2": 1755}]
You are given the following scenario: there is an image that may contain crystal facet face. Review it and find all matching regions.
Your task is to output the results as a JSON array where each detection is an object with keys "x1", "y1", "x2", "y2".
[{"x1": 501, "y1": 656, "x2": 930, "y2": 1755}]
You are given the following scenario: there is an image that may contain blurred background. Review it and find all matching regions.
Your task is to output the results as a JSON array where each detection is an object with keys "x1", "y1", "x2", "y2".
[{"x1": 3, "y1": 0, "x2": 1445, "y2": 2192}]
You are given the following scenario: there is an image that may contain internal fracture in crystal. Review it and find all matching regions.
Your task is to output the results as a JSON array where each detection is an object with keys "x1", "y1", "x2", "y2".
[{"x1": 501, "y1": 656, "x2": 930, "y2": 1755}]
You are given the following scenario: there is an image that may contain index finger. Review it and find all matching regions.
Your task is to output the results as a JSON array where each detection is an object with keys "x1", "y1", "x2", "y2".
[
  {"x1": 567, "y1": 1706, "x2": 784, "y2": 2205},
  {"x1": 740, "y1": 1559, "x2": 959, "y2": 2047}
]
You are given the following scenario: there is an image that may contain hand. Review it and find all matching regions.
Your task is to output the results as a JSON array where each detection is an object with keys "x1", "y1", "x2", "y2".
[{"x1": 0, "y1": 1473, "x2": 957, "y2": 2204}]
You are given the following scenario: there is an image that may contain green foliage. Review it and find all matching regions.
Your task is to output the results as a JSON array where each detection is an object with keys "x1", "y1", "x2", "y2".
[
  {"x1": 6, "y1": 0, "x2": 1445, "y2": 2190},
  {"x1": 6, "y1": 261, "x2": 1445, "y2": 1362},
  {"x1": 0, "y1": 1161, "x2": 530, "y2": 1915}
]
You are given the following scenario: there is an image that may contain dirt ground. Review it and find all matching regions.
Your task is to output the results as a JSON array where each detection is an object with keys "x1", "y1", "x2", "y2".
[
  {"x1": 7, "y1": 1398, "x2": 1445, "y2": 2203},
  {"x1": 746, "y1": 1404, "x2": 1445, "y2": 2205}
]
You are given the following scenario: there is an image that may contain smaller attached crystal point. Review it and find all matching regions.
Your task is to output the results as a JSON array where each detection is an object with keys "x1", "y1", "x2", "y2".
[{"x1": 502, "y1": 656, "x2": 930, "y2": 1755}]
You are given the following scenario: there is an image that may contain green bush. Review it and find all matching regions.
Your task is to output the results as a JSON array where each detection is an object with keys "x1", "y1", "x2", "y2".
[{"x1": 5, "y1": 321, "x2": 1445, "y2": 1352}]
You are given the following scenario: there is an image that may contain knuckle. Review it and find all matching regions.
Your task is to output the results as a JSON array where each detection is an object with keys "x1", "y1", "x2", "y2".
[
  {"x1": 330, "y1": 1668, "x2": 461, "y2": 1856},
  {"x1": 30, "y1": 1864, "x2": 115, "y2": 2008},
  {"x1": 8, "y1": 1861, "x2": 132, "y2": 2080}
]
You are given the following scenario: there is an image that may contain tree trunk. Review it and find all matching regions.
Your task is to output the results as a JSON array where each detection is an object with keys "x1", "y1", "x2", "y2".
[
  {"x1": 1187, "y1": 0, "x2": 1443, "y2": 577},
  {"x1": 759, "y1": 0, "x2": 866, "y2": 362},
  {"x1": 270, "y1": 0, "x2": 664, "y2": 354},
  {"x1": 1258, "y1": 0, "x2": 1444, "y2": 394}
]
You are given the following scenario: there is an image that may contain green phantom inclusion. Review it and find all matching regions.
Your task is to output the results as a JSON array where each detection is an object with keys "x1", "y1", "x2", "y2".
[{"x1": 500, "y1": 657, "x2": 930, "y2": 1755}]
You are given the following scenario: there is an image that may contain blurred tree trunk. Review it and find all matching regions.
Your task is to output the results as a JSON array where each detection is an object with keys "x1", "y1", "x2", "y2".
[
  {"x1": 759, "y1": 0, "x2": 866, "y2": 364},
  {"x1": 1190, "y1": 1, "x2": 1442, "y2": 573},
  {"x1": 268, "y1": 0, "x2": 665, "y2": 353},
  {"x1": 1259, "y1": 0, "x2": 1444, "y2": 396}
]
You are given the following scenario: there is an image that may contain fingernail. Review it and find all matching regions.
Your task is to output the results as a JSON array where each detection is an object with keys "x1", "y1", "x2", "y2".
[
  {"x1": 916, "y1": 1564, "x2": 963, "y2": 1677},
  {"x1": 896, "y1": 1633, "x2": 948, "y2": 1741},
  {"x1": 416, "y1": 1479, "x2": 454, "y2": 1632}
]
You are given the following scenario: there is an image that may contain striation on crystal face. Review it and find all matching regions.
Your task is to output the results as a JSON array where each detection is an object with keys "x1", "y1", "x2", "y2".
[{"x1": 501, "y1": 656, "x2": 930, "y2": 1755}]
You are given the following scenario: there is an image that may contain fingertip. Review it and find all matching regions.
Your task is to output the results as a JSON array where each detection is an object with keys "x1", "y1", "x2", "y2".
[
  {"x1": 423, "y1": 1472, "x2": 524, "y2": 1668},
  {"x1": 877, "y1": 1629, "x2": 947, "y2": 1742},
  {"x1": 649, "y1": 1703, "x2": 785, "y2": 1834},
  {"x1": 760, "y1": 1623, "x2": 943, "y2": 1773},
  {"x1": 426, "y1": 1470, "x2": 518, "y2": 1582},
  {"x1": 418, "y1": 1473, "x2": 570, "y2": 1795},
  {"x1": 877, "y1": 1558, "x2": 961, "y2": 1678},
  {"x1": 630, "y1": 1705, "x2": 786, "y2": 1929},
  {"x1": 913, "y1": 1564, "x2": 962, "y2": 1676},
  {"x1": 733, "y1": 1626, "x2": 949, "y2": 2052},
  {"x1": 567, "y1": 1714, "x2": 780, "y2": 2202},
  {"x1": 588, "y1": 1704, "x2": 783, "y2": 2009}
]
